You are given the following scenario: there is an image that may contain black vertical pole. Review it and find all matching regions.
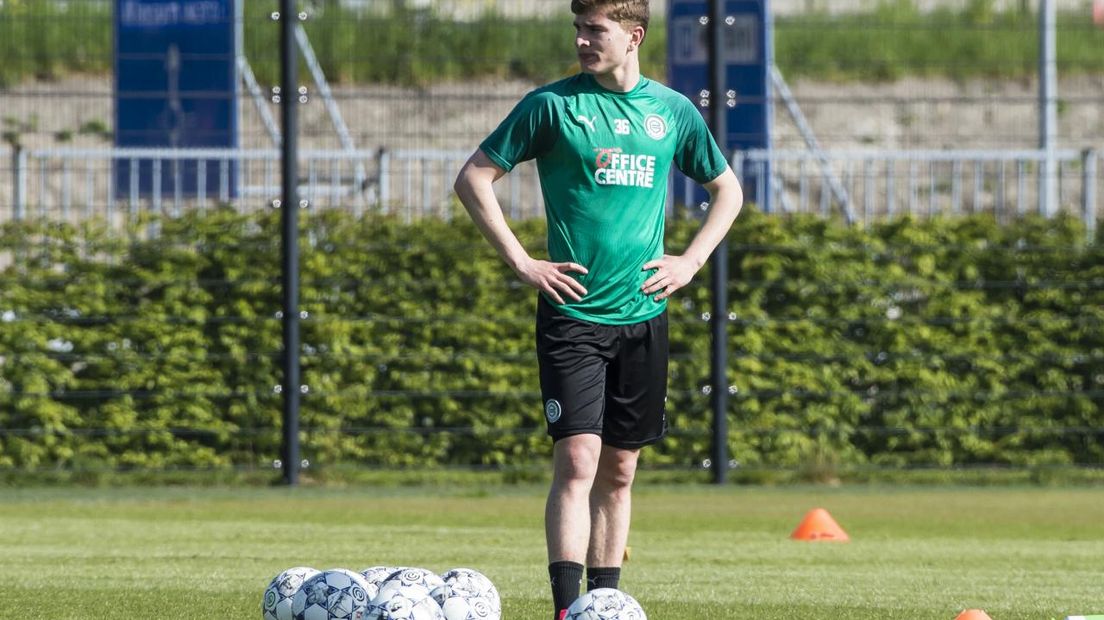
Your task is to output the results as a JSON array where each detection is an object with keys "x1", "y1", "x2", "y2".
[
  {"x1": 279, "y1": 0, "x2": 301, "y2": 486},
  {"x1": 708, "y1": 0, "x2": 730, "y2": 485}
]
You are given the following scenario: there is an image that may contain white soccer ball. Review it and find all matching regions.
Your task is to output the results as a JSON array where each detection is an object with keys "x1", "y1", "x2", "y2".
[
  {"x1": 564, "y1": 588, "x2": 647, "y2": 620},
  {"x1": 263, "y1": 567, "x2": 321, "y2": 620},
  {"x1": 430, "y1": 568, "x2": 500, "y2": 617},
  {"x1": 380, "y1": 568, "x2": 446, "y2": 595},
  {"x1": 365, "y1": 583, "x2": 446, "y2": 620},
  {"x1": 439, "y1": 594, "x2": 496, "y2": 620},
  {"x1": 360, "y1": 567, "x2": 400, "y2": 590},
  {"x1": 291, "y1": 568, "x2": 373, "y2": 620}
]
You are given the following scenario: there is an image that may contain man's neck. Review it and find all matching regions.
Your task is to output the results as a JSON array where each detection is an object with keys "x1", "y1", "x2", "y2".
[{"x1": 592, "y1": 62, "x2": 641, "y2": 93}]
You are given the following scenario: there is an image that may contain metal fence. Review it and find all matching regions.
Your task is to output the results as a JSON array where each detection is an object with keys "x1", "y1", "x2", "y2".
[
  {"x1": 736, "y1": 147, "x2": 1099, "y2": 234},
  {"x1": 5, "y1": 145, "x2": 1097, "y2": 233},
  {"x1": 3, "y1": 146, "x2": 545, "y2": 223}
]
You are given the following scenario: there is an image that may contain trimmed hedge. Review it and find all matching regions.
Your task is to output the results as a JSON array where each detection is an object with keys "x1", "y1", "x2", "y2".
[{"x1": 1, "y1": 208, "x2": 1102, "y2": 473}]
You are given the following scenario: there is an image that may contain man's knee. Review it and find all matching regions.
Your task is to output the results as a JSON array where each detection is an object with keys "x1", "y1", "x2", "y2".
[
  {"x1": 597, "y1": 449, "x2": 639, "y2": 490},
  {"x1": 553, "y1": 435, "x2": 602, "y2": 485}
]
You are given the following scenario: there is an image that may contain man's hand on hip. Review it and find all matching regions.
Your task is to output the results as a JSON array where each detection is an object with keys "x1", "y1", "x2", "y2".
[
  {"x1": 641, "y1": 254, "x2": 700, "y2": 301},
  {"x1": 517, "y1": 258, "x2": 589, "y2": 304}
]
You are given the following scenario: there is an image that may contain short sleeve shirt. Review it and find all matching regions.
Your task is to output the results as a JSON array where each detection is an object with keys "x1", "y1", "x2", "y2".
[{"x1": 480, "y1": 73, "x2": 728, "y2": 325}]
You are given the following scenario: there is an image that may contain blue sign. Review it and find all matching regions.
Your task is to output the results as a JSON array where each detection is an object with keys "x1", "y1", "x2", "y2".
[
  {"x1": 114, "y1": 0, "x2": 240, "y2": 198},
  {"x1": 667, "y1": 0, "x2": 772, "y2": 211}
]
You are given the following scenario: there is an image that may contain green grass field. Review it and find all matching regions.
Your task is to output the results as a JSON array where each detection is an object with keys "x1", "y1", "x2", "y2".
[{"x1": 1, "y1": 484, "x2": 1101, "y2": 619}]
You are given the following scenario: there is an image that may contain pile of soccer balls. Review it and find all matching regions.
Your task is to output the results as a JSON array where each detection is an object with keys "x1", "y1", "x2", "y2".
[
  {"x1": 263, "y1": 565, "x2": 648, "y2": 620},
  {"x1": 262, "y1": 565, "x2": 501, "y2": 620}
]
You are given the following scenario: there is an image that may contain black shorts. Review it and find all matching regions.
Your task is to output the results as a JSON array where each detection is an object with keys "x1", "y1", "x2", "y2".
[{"x1": 535, "y1": 296, "x2": 669, "y2": 449}]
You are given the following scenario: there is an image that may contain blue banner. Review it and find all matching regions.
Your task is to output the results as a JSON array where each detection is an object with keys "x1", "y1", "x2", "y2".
[
  {"x1": 114, "y1": 0, "x2": 239, "y2": 199},
  {"x1": 667, "y1": 0, "x2": 772, "y2": 211}
]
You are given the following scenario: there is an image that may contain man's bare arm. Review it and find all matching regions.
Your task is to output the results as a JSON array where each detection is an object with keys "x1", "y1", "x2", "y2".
[
  {"x1": 454, "y1": 150, "x2": 589, "y2": 303},
  {"x1": 641, "y1": 167, "x2": 743, "y2": 301}
]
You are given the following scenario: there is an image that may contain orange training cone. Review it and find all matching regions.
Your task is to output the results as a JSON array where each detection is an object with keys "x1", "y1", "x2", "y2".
[
  {"x1": 790, "y1": 508, "x2": 850, "y2": 542},
  {"x1": 954, "y1": 610, "x2": 993, "y2": 620}
]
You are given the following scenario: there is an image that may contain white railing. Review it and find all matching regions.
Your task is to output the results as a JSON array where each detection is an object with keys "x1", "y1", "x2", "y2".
[
  {"x1": 735, "y1": 148, "x2": 1098, "y2": 238},
  {"x1": 3, "y1": 146, "x2": 1098, "y2": 241},
  {"x1": 3, "y1": 147, "x2": 544, "y2": 223}
]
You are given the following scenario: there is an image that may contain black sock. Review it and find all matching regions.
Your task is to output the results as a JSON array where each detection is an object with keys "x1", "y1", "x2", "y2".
[
  {"x1": 549, "y1": 561, "x2": 583, "y2": 617},
  {"x1": 586, "y1": 566, "x2": 621, "y2": 591}
]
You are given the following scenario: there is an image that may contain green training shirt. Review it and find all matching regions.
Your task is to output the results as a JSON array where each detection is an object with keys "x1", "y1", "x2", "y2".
[{"x1": 480, "y1": 73, "x2": 728, "y2": 325}]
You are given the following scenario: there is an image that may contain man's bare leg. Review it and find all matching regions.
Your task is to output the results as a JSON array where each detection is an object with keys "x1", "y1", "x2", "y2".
[
  {"x1": 585, "y1": 445, "x2": 640, "y2": 590},
  {"x1": 546, "y1": 434, "x2": 603, "y2": 617}
]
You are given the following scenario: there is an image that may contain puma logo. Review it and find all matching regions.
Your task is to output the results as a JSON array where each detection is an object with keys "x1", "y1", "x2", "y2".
[{"x1": 576, "y1": 114, "x2": 597, "y2": 131}]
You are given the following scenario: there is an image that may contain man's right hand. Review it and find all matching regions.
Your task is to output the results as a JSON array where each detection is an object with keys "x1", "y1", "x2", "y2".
[{"x1": 516, "y1": 258, "x2": 588, "y2": 304}]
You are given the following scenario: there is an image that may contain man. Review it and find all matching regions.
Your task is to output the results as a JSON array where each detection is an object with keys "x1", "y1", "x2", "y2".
[{"x1": 453, "y1": 1, "x2": 743, "y2": 617}]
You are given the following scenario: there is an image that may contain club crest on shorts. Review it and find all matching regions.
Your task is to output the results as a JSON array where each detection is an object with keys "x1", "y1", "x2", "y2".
[{"x1": 544, "y1": 399, "x2": 563, "y2": 423}]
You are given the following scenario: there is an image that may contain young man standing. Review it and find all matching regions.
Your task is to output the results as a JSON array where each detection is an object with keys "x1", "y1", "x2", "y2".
[{"x1": 454, "y1": 1, "x2": 743, "y2": 617}]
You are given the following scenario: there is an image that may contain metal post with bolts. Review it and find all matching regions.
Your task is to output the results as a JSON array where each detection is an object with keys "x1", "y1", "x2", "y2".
[
  {"x1": 279, "y1": 0, "x2": 301, "y2": 486},
  {"x1": 708, "y1": 0, "x2": 730, "y2": 485}
]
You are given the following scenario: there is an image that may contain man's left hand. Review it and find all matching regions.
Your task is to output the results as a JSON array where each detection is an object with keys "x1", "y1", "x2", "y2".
[{"x1": 641, "y1": 254, "x2": 700, "y2": 301}]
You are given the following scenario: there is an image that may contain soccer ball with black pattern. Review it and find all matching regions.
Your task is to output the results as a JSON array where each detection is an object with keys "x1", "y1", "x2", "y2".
[
  {"x1": 360, "y1": 566, "x2": 400, "y2": 591},
  {"x1": 439, "y1": 593, "x2": 496, "y2": 620},
  {"x1": 564, "y1": 588, "x2": 647, "y2": 620},
  {"x1": 365, "y1": 584, "x2": 445, "y2": 620},
  {"x1": 431, "y1": 568, "x2": 500, "y2": 615},
  {"x1": 379, "y1": 568, "x2": 446, "y2": 596},
  {"x1": 262, "y1": 566, "x2": 321, "y2": 620},
  {"x1": 291, "y1": 568, "x2": 373, "y2": 620}
]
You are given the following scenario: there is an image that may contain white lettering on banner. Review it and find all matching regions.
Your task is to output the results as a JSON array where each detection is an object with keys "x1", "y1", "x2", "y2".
[
  {"x1": 120, "y1": 1, "x2": 227, "y2": 27},
  {"x1": 593, "y1": 147, "x2": 656, "y2": 188}
]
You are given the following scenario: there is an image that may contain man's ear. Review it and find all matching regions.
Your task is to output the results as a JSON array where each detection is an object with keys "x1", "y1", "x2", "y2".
[{"x1": 629, "y1": 25, "x2": 646, "y2": 50}]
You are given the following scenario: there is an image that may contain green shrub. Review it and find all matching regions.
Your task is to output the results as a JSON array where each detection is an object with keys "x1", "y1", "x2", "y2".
[{"x1": 1, "y1": 208, "x2": 1101, "y2": 472}]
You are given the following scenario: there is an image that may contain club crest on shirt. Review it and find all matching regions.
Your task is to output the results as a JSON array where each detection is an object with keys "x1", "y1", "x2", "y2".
[{"x1": 643, "y1": 114, "x2": 667, "y2": 140}]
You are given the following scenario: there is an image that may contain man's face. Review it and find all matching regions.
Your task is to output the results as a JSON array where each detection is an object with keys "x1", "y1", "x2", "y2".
[{"x1": 573, "y1": 10, "x2": 638, "y2": 75}]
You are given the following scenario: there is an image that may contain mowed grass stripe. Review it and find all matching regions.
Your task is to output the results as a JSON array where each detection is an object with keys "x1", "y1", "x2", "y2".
[{"x1": 0, "y1": 486, "x2": 1101, "y2": 619}]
